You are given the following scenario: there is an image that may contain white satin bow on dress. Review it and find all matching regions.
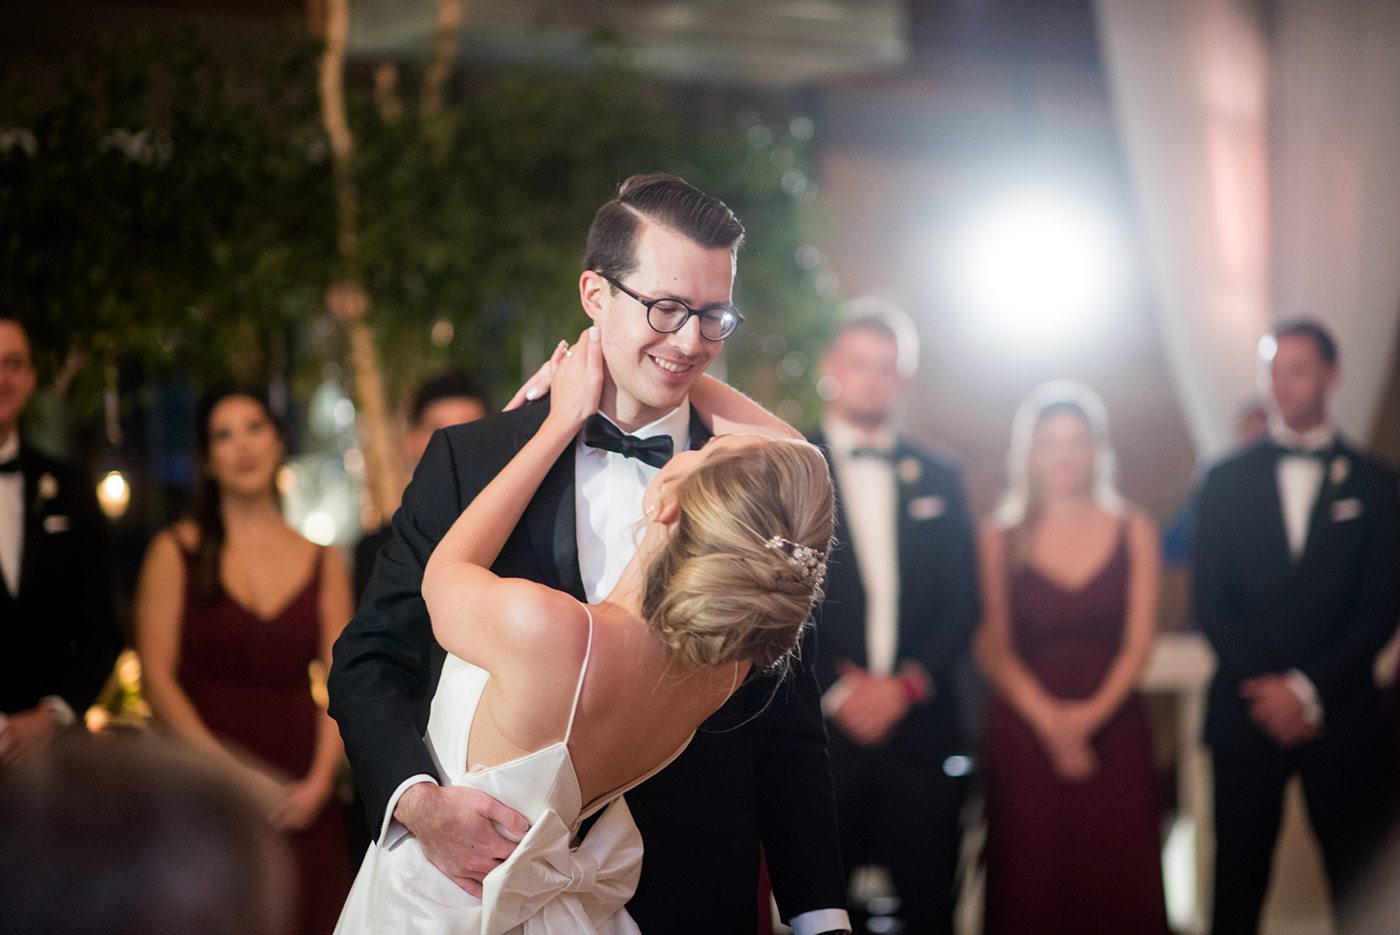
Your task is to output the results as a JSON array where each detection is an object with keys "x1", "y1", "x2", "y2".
[{"x1": 481, "y1": 798, "x2": 643, "y2": 935}]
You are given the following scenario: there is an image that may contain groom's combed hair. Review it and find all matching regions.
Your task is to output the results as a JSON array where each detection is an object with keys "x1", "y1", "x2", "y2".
[
  {"x1": 583, "y1": 173, "x2": 745, "y2": 282},
  {"x1": 641, "y1": 438, "x2": 834, "y2": 673}
]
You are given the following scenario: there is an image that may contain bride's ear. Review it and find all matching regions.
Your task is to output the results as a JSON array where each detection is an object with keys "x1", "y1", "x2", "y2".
[{"x1": 656, "y1": 496, "x2": 682, "y2": 529}]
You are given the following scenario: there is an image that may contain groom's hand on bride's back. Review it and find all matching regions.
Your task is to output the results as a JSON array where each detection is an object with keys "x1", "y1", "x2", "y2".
[{"x1": 395, "y1": 783, "x2": 531, "y2": 897}]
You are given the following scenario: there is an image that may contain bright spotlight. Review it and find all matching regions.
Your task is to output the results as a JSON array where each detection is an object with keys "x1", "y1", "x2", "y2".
[
  {"x1": 955, "y1": 194, "x2": 1124, "y2": 345},
  {"x1": 303, "y1": 510, "x2": 337, "y2": 546},
  {"x1": 96, "y1": 470, "x2": 130, "y2": 520}
]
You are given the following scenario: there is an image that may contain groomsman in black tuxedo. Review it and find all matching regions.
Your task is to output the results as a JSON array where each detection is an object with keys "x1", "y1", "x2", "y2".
[
  {"x1": 329, "y1": 174, "x2": 850, "y2": 934},
  {"x1": 1194, "y1": 319, "x2": 1400, "y2": 934},
  {"x1": 0, "y1": 316, "x2": 120, "y2": 768},
  {"x1": 810, "y1": 308, "x2": 980, "y2": 935}
]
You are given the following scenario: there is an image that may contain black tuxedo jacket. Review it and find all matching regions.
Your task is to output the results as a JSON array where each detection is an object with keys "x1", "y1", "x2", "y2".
[
  {"x1": 808, "y1": 432, "x2": 981, "y2": 760},
  {"x1": 329, "y1": 402, "x2": 846, "y2": 931},
  {"x1": 0, "y1": 445, "x2": 120, "y2": 716},
  {"x1": 1192, "y1": 438, "x2": 1400, "y2": 756},
  {"x1": 352, "y1": 523, "x2": 392, "y2": 605}
]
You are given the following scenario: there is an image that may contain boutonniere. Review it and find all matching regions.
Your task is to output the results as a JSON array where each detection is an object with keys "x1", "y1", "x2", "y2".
[
  {"x1": 33, "y1": 472, "x2": 59, "y2": 512},
  {"x1": 1328, "y1": 455, "x2": 1350, "y2": 490},
  {"x1": 908, "y1": 495, "x2": 946, "y2": 521},
  {"x1": 896, "y1": 456, "x2": 922, "y2": 485}
]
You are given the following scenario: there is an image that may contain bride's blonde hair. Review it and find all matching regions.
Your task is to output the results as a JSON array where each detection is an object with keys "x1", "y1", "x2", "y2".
[{"x1": 641, "y1": 438, "x2": 835, "y2": 672}]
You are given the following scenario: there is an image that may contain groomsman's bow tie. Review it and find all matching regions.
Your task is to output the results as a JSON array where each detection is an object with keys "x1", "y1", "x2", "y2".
[
  {"x1": 849, "y1": 445, "x2": 895, "y2": 461},
  {"x1": 0, "y1": 458, "x2": 19, "y2": 474},
  {"x1": 583, "y1": 415, "x2": 674, "y2": 468},
  {"x1": 1275, "y1": 442, "x2": 1330, "y2": 460}
]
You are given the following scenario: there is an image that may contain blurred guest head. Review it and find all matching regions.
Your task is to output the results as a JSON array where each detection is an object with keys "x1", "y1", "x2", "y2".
[
  {"x1": 820, "y1": 299, "x2": 919, "y2": 431},
  {"x1": 0, "y1": 733, "x2": 292, "y2": 935},
  {"x1": 0, "y1": 316, "x2": 37, "y2": 444},
  {"x1": 998, "y1": 380, "x2": 1121, "y2": 530},
  {"x1": 1235, "y1": 398, "x2": 1269, "y2": 446},
  {"x1": 404, "y1": 371, "x2": 489, "y2": 468},
  {"x1": 1259, "y1": 318, "x2": 1339, "y2": 434},
  {"x1": 579, "y1": 173, "x2": 745, "y2": 429},
  {"x1": 192, "y1": 385, "x2": 286, "y2": 603}
]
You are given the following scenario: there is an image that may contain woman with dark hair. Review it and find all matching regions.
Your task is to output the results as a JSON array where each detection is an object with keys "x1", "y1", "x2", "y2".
[
  {"x1": 135, "y1": 386, "x2": 353, "y2": 935},
  {"x1": 975, "y1": 381, "x2": 1168, "y2": 935}
]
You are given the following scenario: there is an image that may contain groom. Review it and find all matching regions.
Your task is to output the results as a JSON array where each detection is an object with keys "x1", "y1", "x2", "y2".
[{"x1": 329, "y1": 174, "x2": 850, "y2": 934}]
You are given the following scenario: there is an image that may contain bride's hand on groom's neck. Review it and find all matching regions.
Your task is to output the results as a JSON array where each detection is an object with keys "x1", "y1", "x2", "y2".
[
  {"x1": 506, "y1": 326, "x2": 604, "y2": 424},
  {"x1": 541, "y1": 326, "x2": 604, "y2": 437}
]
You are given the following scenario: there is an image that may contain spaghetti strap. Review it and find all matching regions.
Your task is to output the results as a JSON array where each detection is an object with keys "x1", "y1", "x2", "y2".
[{"x1": 563, "y1": 602, "x2": 594, "y2": 744}]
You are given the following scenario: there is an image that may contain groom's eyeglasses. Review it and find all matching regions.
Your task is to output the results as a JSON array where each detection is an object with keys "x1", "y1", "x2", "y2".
[{"x1": 596, "y1": 272, "x2": 744, "y2": 342}]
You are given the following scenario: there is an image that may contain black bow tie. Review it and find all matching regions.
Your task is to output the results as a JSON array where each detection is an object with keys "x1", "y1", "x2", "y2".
[
  {"x1": 848, "y1": 446, "x2": 895, "y2": 462},
  {"x1": 1275, "y1": 442, "x2": 1330, "y2": 460},
  {"x1": 583, "y1": 415, "x2": 674, "y2": 469},
  {"x1": 0, "y1": 458, "x2": 19, "y2": 474}
]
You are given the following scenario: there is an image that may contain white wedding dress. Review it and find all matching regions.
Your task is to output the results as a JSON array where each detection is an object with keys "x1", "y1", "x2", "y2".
[{"x1": 336, "y1": 605, "x2": 689, "y2": 934}]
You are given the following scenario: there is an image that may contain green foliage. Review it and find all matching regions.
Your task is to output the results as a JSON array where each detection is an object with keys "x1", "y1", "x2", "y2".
[
  {"x1": 0, "y1": 27, "x2": 837, "y2": 420},
  {"x1": 0, "y1": 28, "x2": 337, "y2": 401}
]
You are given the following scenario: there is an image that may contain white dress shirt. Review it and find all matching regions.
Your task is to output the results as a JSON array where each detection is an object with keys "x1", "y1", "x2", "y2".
[
  {"x1": 575, "y1": 406, "x2": 690, "y2": 601},
  {"x1": 822, "y1": 416, "x2": 900, "y2": 677},
  {"x1": 1273, "y1": 421, "x2": 1334, "y2": 561},
  {"x1": 0, "y1": 432, "x2": 21, "y2": 598}
]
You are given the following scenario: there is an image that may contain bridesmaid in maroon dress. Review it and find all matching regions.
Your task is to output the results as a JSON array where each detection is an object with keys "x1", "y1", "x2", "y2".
[
  {"x1": 975, "y1": 381, "x2": 1168, "y2": 935},
  {"x1": 136, "y1": 387, "x2": 353, "y2": 935}
]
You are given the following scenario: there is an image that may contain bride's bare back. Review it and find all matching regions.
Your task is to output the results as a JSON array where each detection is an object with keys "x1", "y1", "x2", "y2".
[{"x1": 462, "y1": 592, "x2": 746, "y2": 810}]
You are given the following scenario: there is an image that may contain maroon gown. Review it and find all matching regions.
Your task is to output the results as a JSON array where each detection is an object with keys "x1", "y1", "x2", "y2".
[
  {"x1": 981, "y1": 524, "x2": 1168, "y2": 935},
  {"x1": 176, "y1": 547, "x2": 351, "y2": 935}
]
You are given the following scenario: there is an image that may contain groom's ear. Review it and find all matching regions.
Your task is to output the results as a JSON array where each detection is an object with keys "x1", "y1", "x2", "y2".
[{"x1": 579, "y1": 271, "x2": 607, "y2": 323}]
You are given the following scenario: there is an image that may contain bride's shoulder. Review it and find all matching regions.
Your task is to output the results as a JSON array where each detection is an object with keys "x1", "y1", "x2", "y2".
[{"x1": 493, "y1": 580, "x2": 591, "y2": 666}]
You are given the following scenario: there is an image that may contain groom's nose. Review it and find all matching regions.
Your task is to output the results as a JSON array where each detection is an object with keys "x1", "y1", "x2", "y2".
[{"x1": 667, "y1": 315, "x2": 706, "y2": 358}]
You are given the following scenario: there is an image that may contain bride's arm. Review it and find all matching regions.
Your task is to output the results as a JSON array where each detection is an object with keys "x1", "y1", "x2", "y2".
[
  {"x1": 423, "y1": 328, "x2": 601, "y2": 662},
  {"x1": 690, "y1": 373, "x2": 803, "y2": 440}
]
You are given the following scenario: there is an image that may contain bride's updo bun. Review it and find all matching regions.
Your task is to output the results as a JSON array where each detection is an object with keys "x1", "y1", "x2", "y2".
[{"x1": 641, "y1": 438, "x2": 835, "y2": 672}]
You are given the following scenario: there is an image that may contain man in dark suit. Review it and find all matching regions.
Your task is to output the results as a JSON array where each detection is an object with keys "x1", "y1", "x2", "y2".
[
  {"x1": 809, "y1": 308, "x2": 980, "y2": 935},
  {"x1": 329, "y1": 174, "x2": 849, "y2": 934},
  {"x1": 352, "y1": 371, "x2": 488, "y2": 603},
  {"x1": 1193, "y1": 319, "x2": 1400, "y2": 934},
  {"x1": 0, "y1": 315, "x2": 120, "y2": 768}
]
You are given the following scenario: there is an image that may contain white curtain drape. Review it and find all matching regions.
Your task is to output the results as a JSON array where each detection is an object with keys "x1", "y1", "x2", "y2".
[
  {"x1": 1095, "y1": 0, "x2": 1400, "y2": 457},
  {"x1": 1268, "y1": 0, "x2": 1400, "y2": 444}
]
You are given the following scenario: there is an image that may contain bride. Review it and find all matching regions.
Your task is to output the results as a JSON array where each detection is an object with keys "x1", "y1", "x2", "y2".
[{"x1": 335, "y1": 327, "x2": 835, "y2": 934}]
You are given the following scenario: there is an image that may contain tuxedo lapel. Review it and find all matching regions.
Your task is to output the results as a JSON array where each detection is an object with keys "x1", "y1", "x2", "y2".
[
  {"x1": 893, "y1": 440, "x2": 919, "y2": 579},
  {"x1": 1298, "y1": 440, "x2": 1348, "y2": 567},
  {"x1": 520, "y1": 423, "x2": 586, "y2": 601},
  {"x1": 16, "y1": 446, "x2": 42, "y2": 599},
  {"x1": 812, "y1": 433, "x2": 863, "y2": 580},
  {"x1": 686, "y1": 406, "x2": 712, "y2": 450},
  {"x1": 1254, "y1": 446, "x2": 1295, "y2": 568}
]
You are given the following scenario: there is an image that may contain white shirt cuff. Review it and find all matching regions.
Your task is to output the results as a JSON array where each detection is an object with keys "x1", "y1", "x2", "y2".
[
  {"x1": 381, "y1": 774, "x2": 438, "y2": 846},
  {"x1": 789, "y1": 908, "x2": 852, "y2": 935},
  {"x1": 820, "y1": 676, "x2": 855, "y2": 718},
  {"x1": 39, "y1": 695, "x2": 77, "y2": 729},
  {"x1": 1286, "y1": 670, "x2": 1324, "y2": 726}
]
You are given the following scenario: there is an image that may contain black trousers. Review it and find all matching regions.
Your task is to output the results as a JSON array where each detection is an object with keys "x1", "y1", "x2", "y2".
[
  {"x1": 831, "y1": 732, "x2": 968, "y2": 935},
  {"x1": 1211, "y1": 730, "x2": 1386, "y2": 935}
]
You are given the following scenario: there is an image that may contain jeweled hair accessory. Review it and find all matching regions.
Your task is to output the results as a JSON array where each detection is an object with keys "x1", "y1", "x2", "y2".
[{"x1": 764, "y1": 536, "x2": 828, "y2": 586}]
